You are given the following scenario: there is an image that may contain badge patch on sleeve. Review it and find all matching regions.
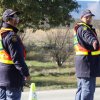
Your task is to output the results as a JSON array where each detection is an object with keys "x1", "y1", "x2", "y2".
[
  {"x1": 12, "y1": 35, "x2": 17, "y2": 42},
  {"x1": 83, "y1": 27, "x2": 87, "y2": 30}
]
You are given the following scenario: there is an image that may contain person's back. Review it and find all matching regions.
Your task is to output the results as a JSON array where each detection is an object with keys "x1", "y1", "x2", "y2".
[{"x1": 0, "y1": 9, "x2": 30, "y2": 100}]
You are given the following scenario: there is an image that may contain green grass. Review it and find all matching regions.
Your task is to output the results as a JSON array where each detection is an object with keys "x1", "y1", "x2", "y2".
[
  {"x1": 26, "y1": 60, "x2": 57, "y2": 68},
  {"x1": 24, "y1": 60, "x2": 100, "y2": 91},
  {"x1": 30, "y1": 75, "x2": 77, "y2": 90},
  {"x1": 24, "y1": 61, "x2": 77, "y2": 90}
]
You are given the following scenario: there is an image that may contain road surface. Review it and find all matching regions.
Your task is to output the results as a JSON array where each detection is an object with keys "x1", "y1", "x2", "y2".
[{"x1": 21, "y1": 88, "x2": 100, "y2": 100}]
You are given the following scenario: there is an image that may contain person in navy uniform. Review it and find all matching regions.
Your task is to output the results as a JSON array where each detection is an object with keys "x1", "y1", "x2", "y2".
[
  {"x1": 74, "y1": 10, "x2": 100, "y2": 100},
  {"x1": 0, "y1": 9, "x2": 30, "y2": 100}
]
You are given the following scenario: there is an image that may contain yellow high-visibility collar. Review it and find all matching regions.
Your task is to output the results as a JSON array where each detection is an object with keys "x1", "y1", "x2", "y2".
[{"x1": 1, "y1": 27, "x2": 13, "y2": 31}]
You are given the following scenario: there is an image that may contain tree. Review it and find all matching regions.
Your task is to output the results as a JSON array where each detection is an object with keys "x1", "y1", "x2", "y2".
[
  {"x1": 0, "y1": 0, "x2": 79, "y2": 30},
  {"x1": 43, "y1": 26, "x2": 73, "y2": 67}
]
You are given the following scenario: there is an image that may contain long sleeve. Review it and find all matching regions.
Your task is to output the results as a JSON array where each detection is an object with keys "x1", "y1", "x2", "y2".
[
  {"x1": 5, "y1": 32, "x2": 29, "y2": 77},
  {"x1": 77, "y1": 26, "x2": 97, "y2": 46}
]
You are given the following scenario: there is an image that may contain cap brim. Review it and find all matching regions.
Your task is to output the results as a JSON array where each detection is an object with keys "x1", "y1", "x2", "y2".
[
  {"x1": 9, "y1": 11, "x2": 20, "y2": 16},
  {"x1": 83, "y1": 14, "x2": 95, "y2": 17},
  {"x1": 90, "y1": 14, "x2": 95, "y2": 16}
]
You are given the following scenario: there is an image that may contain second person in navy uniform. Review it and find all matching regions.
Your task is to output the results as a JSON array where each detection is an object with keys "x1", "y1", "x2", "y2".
[{"x1": 74, "y1": 10, "x2": 100, "y2": 100}]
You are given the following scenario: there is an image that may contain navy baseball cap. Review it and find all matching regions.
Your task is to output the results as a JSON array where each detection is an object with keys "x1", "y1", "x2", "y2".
[
  {"x1": 2, "y1": 9, "x2": 20, "y2": 21},
  {"x1": 81, "y1": 10, "x2": 95, "y2": 18}
]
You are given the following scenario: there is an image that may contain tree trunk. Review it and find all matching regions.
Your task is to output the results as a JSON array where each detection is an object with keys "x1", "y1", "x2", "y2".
[{"x1": 57, "y1": 60, "x2": 63, "y2": 67}]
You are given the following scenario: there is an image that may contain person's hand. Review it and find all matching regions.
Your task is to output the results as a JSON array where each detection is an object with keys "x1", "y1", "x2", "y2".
[
  {"x1": 93, "y1": 40, "x2": 97, "y2": 50},
  {"x1": 25, "y1": 75, "x2": 30, "y2": 81}
]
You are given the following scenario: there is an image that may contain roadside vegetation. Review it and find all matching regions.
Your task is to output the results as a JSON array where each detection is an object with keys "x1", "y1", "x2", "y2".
[
  {"x1": 22, "y1": 27, "x2": 76, "y2": 91},
  {"x1": 23, "y1": 21, "x2": 100, "y2": 91},
  {"x1": 24, "y1": 60, "x2": 77, "y2": 91}
]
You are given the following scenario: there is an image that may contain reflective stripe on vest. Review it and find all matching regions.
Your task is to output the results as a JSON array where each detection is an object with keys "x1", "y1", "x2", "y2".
[
  {"x1": 76, "y1": 51, "x2": 88, "y2": 55},
  {"x1": 0, "y1": 28, "x2": 14, "y2": 64},
  {"x1": 74, "y1": 23, "x2": 100, "y2": 55},
  {"x1": 76, "y1": 51, "x2": 100, "y2": 55}
]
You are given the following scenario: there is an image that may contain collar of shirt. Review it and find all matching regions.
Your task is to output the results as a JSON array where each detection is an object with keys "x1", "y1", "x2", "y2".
[{"x1": 2, "y1": 22, "x2": 19, "y2": 33}]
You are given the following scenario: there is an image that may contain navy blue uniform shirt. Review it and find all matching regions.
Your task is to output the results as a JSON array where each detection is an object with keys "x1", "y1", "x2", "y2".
[
  {"x1": 75, "y1": 22, "x2": 100, "y2": 78},
  {"x1": 77, "y1": 24, "x2": 99, "y2": 51},
  {"x1": 0, "y1": 22, "x2": 29, "y2": 88}
]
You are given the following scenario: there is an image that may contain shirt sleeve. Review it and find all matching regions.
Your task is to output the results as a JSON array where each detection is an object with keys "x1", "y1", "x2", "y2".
[
  {"x1": 6, "y1": 32, "x2": 30, "y2": 77},
  {"x1": 77, "y1": 26, "x2": 97, "y2": 46}
]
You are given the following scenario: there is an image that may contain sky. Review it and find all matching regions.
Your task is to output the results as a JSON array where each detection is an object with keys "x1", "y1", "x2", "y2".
[
  {"x1": 76, "y1": 0, "x2": 100, "y2": 1},
  {"x1": 71, "y1": 0, "x2": 100, "y2": 19}
]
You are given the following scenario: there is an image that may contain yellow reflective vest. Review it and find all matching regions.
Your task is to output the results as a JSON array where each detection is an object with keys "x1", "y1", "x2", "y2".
[
  {"x1": 74, "y1": 22, "x2": 100, "y2": 55},
  {"x1": 0, "y1": 28, "x2": 14, "y2": 64}
]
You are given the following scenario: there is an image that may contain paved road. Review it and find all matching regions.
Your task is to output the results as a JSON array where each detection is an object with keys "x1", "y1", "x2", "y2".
[{"x1": 21, "y1": 88, "x2": 100, "y2": 100}]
